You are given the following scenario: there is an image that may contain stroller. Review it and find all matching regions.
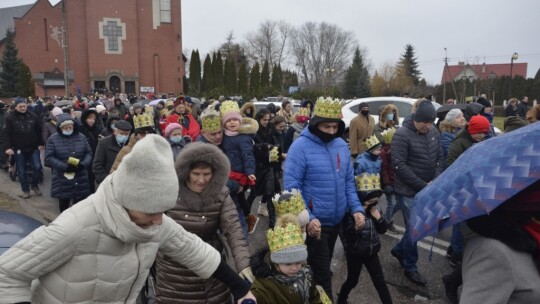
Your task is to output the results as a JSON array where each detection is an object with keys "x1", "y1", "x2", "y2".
[{"x1": 6, "y1": 153, "x2": 44, "y2": 184}]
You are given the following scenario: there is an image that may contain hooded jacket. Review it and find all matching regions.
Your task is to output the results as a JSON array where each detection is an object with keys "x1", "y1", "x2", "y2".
[
  {"x1": 373, "y1": 104, "x2": 399, "y2": 143},
  {"x1": 240, "y1": 102, "x2": 256, "y2": 118},
  {"x1": 284, "y1": 127, "x2": 364, "y2": 226},
  {"x1": 79, "y1": 109, "x2": 101, "y2": 154},
  {"x1": 155, "y1": 142, "x2": 250, "y2": 304},
  {"x1": 45, "y1": 114, "x2": 93, "y2": 200},
  {"x1": 0, "y1": 175, "x2": 221, "y2": 303}
]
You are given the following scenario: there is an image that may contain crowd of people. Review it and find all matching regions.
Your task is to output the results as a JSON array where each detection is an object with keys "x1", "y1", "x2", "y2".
[{"x1": 0, "y1": 92, "x2": 539, "y2": 303}]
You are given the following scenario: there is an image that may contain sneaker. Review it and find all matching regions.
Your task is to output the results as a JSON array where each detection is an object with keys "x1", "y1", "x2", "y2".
[
  {"x1": 442, "y1": 274, "x2": 460, "y2": 304},
  {"x1": 18, "y1": 191, "x2": 31, "y2": 199},
  {"x1": 246, "y1": 214, "x2": 259, "y2": 234},
  {"x1": 387, "y1": 222, "x2": 400, "y2": 234},
  {"x1": 31, "y1": 186, "x2": 42, "y2": 196},
  {"x1": 404, "y1": 270, "x2": 427, "y2": 286},
  {"x1": 390, "y1": 249, "x2": 404, "y2": 268},
  {"x1": 258, "y1": 203, "x2": 269, "y2": 217}
]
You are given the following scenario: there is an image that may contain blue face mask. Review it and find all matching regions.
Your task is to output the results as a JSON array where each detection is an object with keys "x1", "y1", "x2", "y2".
[
  {"x1": 482, "y1": 112, "x2": 494, "y2": 123},
  {"x1": 111, "y1": 124, "x2": 116, "y2": 130},
  {"x1": 62, "y1": 130, "x2": 73, "y2": 136},
  {"x1": 386, "y1": 113, "x2": 394, "y2": 121},
  {"x1": 116, "y1": 134, "x2": 128, "y2": 144},
  {"x1": 170, "y1": 136, "x2": 183, "y2": 143}
]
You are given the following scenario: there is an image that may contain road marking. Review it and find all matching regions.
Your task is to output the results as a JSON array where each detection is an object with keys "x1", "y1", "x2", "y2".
[{"x1": 385, "y1": 225, "x2": 450, "y2": 257}]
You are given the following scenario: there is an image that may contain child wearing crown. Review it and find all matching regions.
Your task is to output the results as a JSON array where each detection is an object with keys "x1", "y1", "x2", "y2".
[
  {"x1": 353, "y1": 134, "x2": 382, "y2": 177},
  {"x1": 250, "y1": 214, "x2": 331, "y2": 304}
]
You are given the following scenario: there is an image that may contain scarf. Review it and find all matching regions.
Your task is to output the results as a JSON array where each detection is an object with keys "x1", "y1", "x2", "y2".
[
  {"x1": 224, "y1": 129, "x2": 239, "y2": 136},
  {"x1": 308, "y1": 125, "x2": 338, "y2": 143},
  {"x1": 273, "y1": 266, "x2": 312, "y2": 304}
]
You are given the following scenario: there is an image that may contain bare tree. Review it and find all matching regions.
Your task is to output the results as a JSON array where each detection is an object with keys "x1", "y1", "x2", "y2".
[
  {"x1": 290, "y1": 22, "x2": 357, "y2": 87},
  {"x1": 245, "y1": 20, "x2": 292, "y2": 68}
]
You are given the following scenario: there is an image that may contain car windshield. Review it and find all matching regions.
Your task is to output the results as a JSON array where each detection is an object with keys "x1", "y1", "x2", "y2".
[{"x1": 349, "y1": 100, "x2": 413, "y2": 118}]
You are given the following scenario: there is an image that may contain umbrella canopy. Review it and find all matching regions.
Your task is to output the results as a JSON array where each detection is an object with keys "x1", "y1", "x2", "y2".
[
  {"x1": 409, "y1": 122, "x2": 540, "y2": 242},
  {"x1": 148, "y1": 99, "x2": 167, "y2": 106}
]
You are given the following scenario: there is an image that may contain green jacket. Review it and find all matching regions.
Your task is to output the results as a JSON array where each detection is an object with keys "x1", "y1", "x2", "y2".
[
  {"x1": 251, "y1": 276, "x2": 330, "y2": 304},
  {"x1": 446, "y1": 127, "x2": 476, "y2": 166}
]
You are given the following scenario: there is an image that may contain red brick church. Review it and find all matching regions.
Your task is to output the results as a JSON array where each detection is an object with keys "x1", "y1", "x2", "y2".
[{"x1": 0, "y1": 0, "x2": 184, "y2": 97}]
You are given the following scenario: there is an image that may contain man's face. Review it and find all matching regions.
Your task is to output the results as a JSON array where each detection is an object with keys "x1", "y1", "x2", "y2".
[
  {"x1": 203, "y1": 129, "x2": 223, "y2": 145},
  {"x1": 15, "y1": 103, "x2": 27, "y2": 113},
  {"x1": 187, "y1": 166, "x2": 213, "y2": 193},
  {"x1": 360, "y1": 106, "x2": 369, "y2": 112},
  {"x1": 413, "y1": 121, "x2": 433, "y2": 134},
  {"x1": 524, "y1": 96, "x2": 529, "y2": 102},
  {"x1": 126, "y1": 209, "x2": 163, "y2": 229},
  {"x1": 318, "y1": 122, "x2": 339, "y2": 135},
  {"x1": 114, "y1": 128, "x2": 130, "y2": 137}
]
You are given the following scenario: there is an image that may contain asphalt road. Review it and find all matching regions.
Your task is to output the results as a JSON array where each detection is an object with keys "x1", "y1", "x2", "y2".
[{"x1": 0, "y1": 166, "x2": 456, "y2": 303}]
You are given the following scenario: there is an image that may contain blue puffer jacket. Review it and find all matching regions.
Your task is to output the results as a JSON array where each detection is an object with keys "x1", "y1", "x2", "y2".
[
  {"x1": 284, "y1": 127, "x2": 364, "y2": 226},
  {"x1": 45, "y1": 114, "x2": 93, "y2": 200},
  {"x1": 354, "y1": 151, "x2": 381, "y2": 176},
  {"x1": 221, "y1": 134, "x2": 255, "y2": 175},
  {"x1": 440, "y1": 130, "x2": 458, "y2": 164}
]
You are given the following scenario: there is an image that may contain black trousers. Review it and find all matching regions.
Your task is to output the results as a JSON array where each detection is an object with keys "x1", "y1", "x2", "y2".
[
  {"x1": 338, "y1": 253, "x2": 393, "y2": 304},
  {"x1": 306, "y1": 225, "x2": 340, "y2": 299},
  {"x1": 58, "y1": 197, "x2": 83, "y2": 213}
]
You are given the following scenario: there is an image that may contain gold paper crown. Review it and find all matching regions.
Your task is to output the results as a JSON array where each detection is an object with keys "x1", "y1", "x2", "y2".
[
  {"x1": 381, "y1": 128, "x2": 396, "y2": 144},
  {"x1": 269, "y1": 146, "x2": 280, "y2": 163},
  {"x1": 297, "y1": 107, "x2": 310, "y2": 117},
  {"x1": 355, "y1": 173, "x2": 381, "y2": 192},
  {"x1": 313, "y1": 97, "x2": 343, "y2": 119},
  {"x1": 133, "y1": 112, "x2": 154, "y2": 130},
  {"x1": 365, "y1": 134, "x2": 381, "y2": 151},
  {"x1": 267, "y1": 222, "x2": 305, "y2": 253},
  {"x1": 220, "y1": 100, "x2": 240, "y2": 116},
  {"x1": 272, "y1": 189, "x2": 306, "y2": 217}
]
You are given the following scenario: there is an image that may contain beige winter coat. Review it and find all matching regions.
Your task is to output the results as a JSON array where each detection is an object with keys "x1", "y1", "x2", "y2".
[
  {"x1": 349, "y1": 113, "x2": 375, "y2": 155},
  {"x1": 155, "y1": 142, "x2": 250, "y2": 304},
  {"x1": 0, "y1": 175, "x2": 221, "y2": 304}
]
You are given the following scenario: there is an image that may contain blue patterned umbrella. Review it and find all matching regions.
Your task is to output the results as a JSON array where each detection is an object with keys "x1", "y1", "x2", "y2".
[{"x1": 410, "y1": 122, "x2": 540, "y2": 242}]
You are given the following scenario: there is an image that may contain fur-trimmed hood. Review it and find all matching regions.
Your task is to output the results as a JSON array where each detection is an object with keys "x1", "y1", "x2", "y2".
[
  {"x1": 378, "y1": 104, "x2": 399, "y2": 128},
  {"x1": 175, "y1": 142, "x2": 231, "y2": 206},
  {"x1": 240, "y1": 102, "x2": 256, "y2": 118},
  {"x1": 239, "y1": 117, "x2": 259, "y2": 135}
]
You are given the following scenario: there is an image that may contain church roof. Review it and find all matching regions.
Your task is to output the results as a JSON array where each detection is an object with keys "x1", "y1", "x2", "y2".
[{"x1": 0, "y1": 3, "x2": 34, "y2": 42}]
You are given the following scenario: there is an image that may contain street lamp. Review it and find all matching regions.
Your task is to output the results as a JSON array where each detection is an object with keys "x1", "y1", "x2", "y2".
[{"x1": 509, "y1": 52, "x2": 519, "y2": 98}]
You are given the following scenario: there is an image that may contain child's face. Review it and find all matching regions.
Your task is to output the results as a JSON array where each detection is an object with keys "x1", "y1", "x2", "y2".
[
  {"x1": 225, "y1": 119, "x2": 240, "y2": 132},
  {"x1": 277, "y1": 262, "x2": 303, "y2": 277},
  {"x1": 370, "y1": 147, "x2": 381, "y2": 156}
]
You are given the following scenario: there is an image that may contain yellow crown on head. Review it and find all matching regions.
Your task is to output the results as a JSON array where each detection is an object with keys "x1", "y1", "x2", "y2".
[
  {"x1": 313, "y1": 97, "x2": 343, "y2": 119},
  {"x1": 355, "y1": 173, "x2": 381, "y2": 192},
  {"x1": 133, "y1": 112, "x2": 154, "y2": 130},
  {"x1": 272, "y1": 189, "x2": 306, "y2": 217},
  {"x1": 220, "y1": 100, "x2": 240, "y2": 116},
  {"x1": 365, "y1": 134, "x2": 381, "y2": 151},
  {"x1": 381, "y1": 128, "x2": 396, "y2": 144},
  {"x1": 201, "y1": 103, "x2": 222, "y2": 132},
  {"x1": 165, "y1": 99, "x2": 174, "y2": 107},
  {"x1": 298, "y1": 107, "x2": 310, "y2": 117},
  {"x1": 267, "y1": 222, "x2": 305, "y2": 253}
]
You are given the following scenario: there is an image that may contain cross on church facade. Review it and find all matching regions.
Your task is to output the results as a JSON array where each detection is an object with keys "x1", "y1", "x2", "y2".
[{"x1": 98, "y1": 18, "x2": 126, "y2": 54}]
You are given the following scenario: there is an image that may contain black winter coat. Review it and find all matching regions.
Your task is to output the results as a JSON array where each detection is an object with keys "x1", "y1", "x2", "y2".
[
  {"x1": 92, "y1": 135, "x2": 125, "y2": 183},
  {"x1": 45, "y1": 115, "x2": 93, "y2": 200},
  {"x1": 339, "y1": 208, "x2": 387, "y2": 257},
  {"x1": 2, "y1": 110, "x2": 43, "y2": 153},
  {"x1": 391, "y1": 115, "x2": 444, "y2": 197}
]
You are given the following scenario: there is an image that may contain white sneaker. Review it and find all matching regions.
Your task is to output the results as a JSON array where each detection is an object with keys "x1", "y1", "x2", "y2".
[{"x1": 258, "y1": 203, "x2": 269, "y2": 217}]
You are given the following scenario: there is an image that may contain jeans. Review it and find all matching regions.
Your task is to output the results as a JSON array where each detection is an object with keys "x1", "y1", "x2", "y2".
[
  {"x1": 384, "y1": 192, "x2": 400, "y2": 223},
  {"x1": 338, "y1": 253, "x2": 393, "y2": 304},
  {"x1": 14, "y1": 149, "x2": 42, "y2": 193},
  {"x1": 392, "y1": 195, "x2": 418, "y2": 272},
  {"x1": 450, "y1": 223, "x2": 464, "y2": 257},
  {"x1": 306, "y1": 225, "x2": 340, "y2": 299}
]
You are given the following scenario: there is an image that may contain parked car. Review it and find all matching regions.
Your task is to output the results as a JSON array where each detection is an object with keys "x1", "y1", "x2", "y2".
[
  {"x1": 253, "y1": 101, "x2": 301, "y2": 114},
  {"x1": 0, "y1": 211, "x2": 43, "y2": 255}
]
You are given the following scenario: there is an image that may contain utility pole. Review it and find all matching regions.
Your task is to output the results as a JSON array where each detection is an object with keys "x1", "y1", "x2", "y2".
[
  {"x1": 61, "y1": 1, "x2": 69, "y2": 98},
  {"x1": 443, "y1": 48, "x2": 447, "y2": 102},
  {"x1": 443, "y1": 48, "x2": 459, "y2": 103}
]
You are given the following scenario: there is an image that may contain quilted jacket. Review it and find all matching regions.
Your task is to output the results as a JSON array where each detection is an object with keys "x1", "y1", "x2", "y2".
[
  {"x1": 284, "y1": 127, "x2": 364, "y2": 226},
  {"x1": 0, "y1": 175, "x2": 221, "y2": 303}
]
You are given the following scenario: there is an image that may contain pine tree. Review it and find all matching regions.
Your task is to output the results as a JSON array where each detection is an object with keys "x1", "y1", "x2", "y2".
[
  {"x1": 271, "y1": 64, "x2": 283, "y2": 94},
  {"x1": 237, "y1": 63, "x2": 248, "y2": 97},
  {"x1": 202, "y1": 54, "x2": 213, "y2": 97},
  {"x1": 189, "y1": 50, "x2": 201, "y2": 96},
  {"x1": 343, "y1": 48, "x2": 370, "y2": 98},
  {"x1": 0, "y1": 29, "x2": 20, "y2": 97},
  {"x1": 397, "y1": 44, "x2": 421, "y2": 86},
  {"x1": 224, "y1": 57, "x2": 237, "y2": 96},
  {"x1": 260, "y1": 60, "x2": 270, "y2": 93},
  {"x1": 212, "y1": 51, "x2": 224, "y2": 92},
  {"x1": 17, "y1": 60, "x2": 35, "y2": 97},
  {"x1": 249, "y1": 62, "x2": 261, "y2": 99}
]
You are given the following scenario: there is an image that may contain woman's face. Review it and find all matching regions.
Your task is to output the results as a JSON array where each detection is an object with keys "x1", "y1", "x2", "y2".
[
  {"x1": 259, "y1": 114, "x2": 270, "y2": 128},
  {"x1": 274, "y1": 122, "x2": 286, "y2": 133},
  {"x1": 175, "y1": 104, "x2": 185, "y2": 114},
  {"x1": 86, "y1": 113, "x2": 96, "y2": 127},
  {"x1": 61, "y1": 124, "x2": 74, "y2": 132},
  {"x1": 453, "y1": 113, "x2": 466, "y2": 129},
  {"x1": 284, "y1": 103, "x2": 292, "y2": 113},
  {"x1": 187, "y1": 166, "x2": 213, "y2": 193}
]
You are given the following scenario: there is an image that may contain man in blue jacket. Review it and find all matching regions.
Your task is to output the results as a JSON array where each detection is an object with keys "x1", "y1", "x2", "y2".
[{"x1": 284, "y1": 97, "x2": 365, "y2": 299}]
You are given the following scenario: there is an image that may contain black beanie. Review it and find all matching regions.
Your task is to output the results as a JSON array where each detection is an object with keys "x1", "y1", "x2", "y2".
[
  {"x1": 413, "y1": 100, "x2": 436, "y2": 123},
  {"x1": 115, "y1": 120, "x2": 132, "y2": 131},
  {"x1": 476, "y1": 97, "x2": 492, "y2": 109},
  {"x1": 359, "y1": 190, "x2": 382, "y2": 202}
]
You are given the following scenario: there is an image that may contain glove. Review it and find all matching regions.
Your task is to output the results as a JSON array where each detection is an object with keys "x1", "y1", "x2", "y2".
[
  {"x1": 67, "y1": 157, "x2": 80, "y2": 167},
  {"x1": 383, "y1": 185, "x2": 393, "y2": 194},
  {"x1": 239, "y1": 267, "x2": 254, "y2": 283}
]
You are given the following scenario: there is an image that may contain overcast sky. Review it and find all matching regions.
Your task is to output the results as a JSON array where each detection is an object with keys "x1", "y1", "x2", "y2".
[{"x1": 3, "y1": 0, "x2": 540, "y2": 85}]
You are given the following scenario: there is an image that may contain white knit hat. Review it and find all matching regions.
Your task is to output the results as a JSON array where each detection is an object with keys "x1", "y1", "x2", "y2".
[
  {"x1": 51, "y1": 107, "x2": 63, "y2": 117},
  {"x1": 112, "y1": 134, "x2": 179, "y2": 213},
  {"x1": 96, "y1": 104, "x2": 106, "y2": 114}
]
